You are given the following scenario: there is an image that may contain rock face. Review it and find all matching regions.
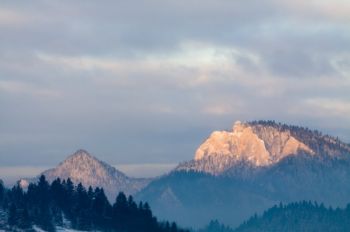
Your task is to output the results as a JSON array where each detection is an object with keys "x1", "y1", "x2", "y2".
[
  {"x1": 195, "y1": 122, "x2": 271, "y2": 166},
  {"x1": 178, "y1": 121, "x2": 315, "y2": 175},
  {"x1": 137, "y1": 120, "x2": 350, "y2": 227},
  {"x1": 37, "y1": 150, "x2": 150, "y2": 201}
]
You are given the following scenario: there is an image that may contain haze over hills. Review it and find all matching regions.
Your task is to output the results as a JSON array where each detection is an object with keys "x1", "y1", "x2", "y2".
[
  {"x1": 21, "y1": 149, "x2": 150, "y2": 201},
  {"x1": 136, "y1": 120, "x2": 350, "y2": 227}
]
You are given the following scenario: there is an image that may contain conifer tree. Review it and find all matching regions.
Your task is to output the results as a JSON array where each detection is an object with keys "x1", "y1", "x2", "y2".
[
  {"x1": 91, "y1": 188, "x2": 111, "y2": 229},
  {"x1": 113, "y1": 192, "x2": 128, "y2": 231},
  {"x1": 74, "y1": 183, "x2": 92, "y2": 230},
  {"x1": 36, "y1": 175, "x2": 55, "y2": 231},
  {"x1": 7, "y1": 203, "x2": 17, "y2": 227},
  {"x1": 171, "y1": 222, "x2": 178, "y2": 232},
  {"x1": 0, "y1": 180, "x2": 4, "y2": 204},
  {"x1": 17, "y1": 205, "x2": 31, "y2": 229}
]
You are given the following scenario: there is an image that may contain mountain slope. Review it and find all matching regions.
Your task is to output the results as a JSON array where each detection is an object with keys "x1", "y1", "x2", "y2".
[
  {"x1": 137, "y1": 121, "x2": 350, "y2": 227},
  {"x1": 136, "y1": 170, "x2": 276, "y2": 227},
  {"x1": 28, "y1": 150, "x2": 150, "y2": 201}
]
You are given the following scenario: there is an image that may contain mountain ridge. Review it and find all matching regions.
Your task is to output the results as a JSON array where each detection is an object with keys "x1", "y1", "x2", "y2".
[{"x1": 137, "y1": 120, "x2": 350, "y2": 227}]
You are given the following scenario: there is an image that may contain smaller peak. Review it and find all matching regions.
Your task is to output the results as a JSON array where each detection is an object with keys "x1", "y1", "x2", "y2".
[
  {"x1": 73, "y1": 149, "x2": 91, "y2": 156},
  {"x1": 66, "y1": 149, "x2": 96, "y2": 161}
]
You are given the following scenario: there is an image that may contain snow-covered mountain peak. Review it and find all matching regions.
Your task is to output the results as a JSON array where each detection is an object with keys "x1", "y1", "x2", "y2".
[
  {"x1": 32, "y1": 149, "x2": 150, "y2": 201},
  {"x1": 67, "y1": 149, "x2": 94, "y2": 160},
  {"x1": 194, "y1": 121, "x2": 313, "y2": 167},
  {"x1": 179, "y1": 121, "x2": 325, "y2": 175},
  {"x1": 57, "y1": 149, "x2": 117, "y2": 175},
  {"x1": 195, "y1": 123, "x2": 271, "y2": 165},
  {"x1": 59, "y1": 149, "x2": 102, "y2": 166}
]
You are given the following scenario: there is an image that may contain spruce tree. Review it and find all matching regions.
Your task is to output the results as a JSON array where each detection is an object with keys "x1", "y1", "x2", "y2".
[
  {"x1": 91, "y1": 188, "x2": 111, "y2": 229},
  {"x1": 7, "y1": 203, "x2": 17, "y2": 227},
  {"x1": 113, "y1": 192, "x2": 128, "y2": 231},
  {"x1": 36, "y1": 175, "x2": 55, "y2": 231},
  {"x1": 62, "y1": 178, "x2": 75, "y2": 221},
  {"x1": 0, "y1": 180, "x2": 4, "y2": 204},
  {"x1": 87, "y1": 186, "x2": 94, "y2": 201},
  {"x1": 51, "y1": 178, "x2": 65, "y2": 207},
  {"x1": 171, "y1": 222, "x2": 178, "y2": 232},
  {"x1": 17, "y1": 206, "x2": 31, "y2": 229},
  {"x1": 74, "y1": 183, "x2": 91, "y2": 230}
]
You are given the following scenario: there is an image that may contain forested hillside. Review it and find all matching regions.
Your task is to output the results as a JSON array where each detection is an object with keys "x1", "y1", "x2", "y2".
[
  {"x1": 197, "y1": 201, "x2": 350, "y2": 232},
  {"x1": 235, "y1": 201, "x2": 350, "y2": 232}
]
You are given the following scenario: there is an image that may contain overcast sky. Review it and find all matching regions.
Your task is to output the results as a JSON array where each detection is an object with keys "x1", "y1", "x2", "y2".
[{"x1": 1, "y1": 0, "x2": 350, "y2": 171}]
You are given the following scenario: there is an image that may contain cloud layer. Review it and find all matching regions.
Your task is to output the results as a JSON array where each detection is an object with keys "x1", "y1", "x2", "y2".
[{"x1": 1, "y1": 0, "x2": 350, "y2": 167}]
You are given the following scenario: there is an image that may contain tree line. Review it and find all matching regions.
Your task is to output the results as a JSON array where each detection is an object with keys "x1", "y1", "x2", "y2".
[
  {"x1": 0, "y1": 176, "x2": 189, "y2": 232},
  {"x1": 235, "y1": 201, "x2": 350, "y2": 232},
  {"x1": 196, "y1": 201, "x2": 350, "y2": 232}
]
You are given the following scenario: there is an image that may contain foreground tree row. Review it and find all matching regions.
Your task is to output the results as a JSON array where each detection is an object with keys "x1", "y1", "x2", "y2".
[{"x1": 0, "y1": 176, "x2": 188, "y2": 232}]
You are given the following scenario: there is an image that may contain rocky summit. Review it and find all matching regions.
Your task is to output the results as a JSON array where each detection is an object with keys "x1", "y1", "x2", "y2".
[
  {"x1": 24, "y1": 149, "x2": 150, "y2": 201},
  {"x1": 176, "y1": 120, "x2": 349, "y2": 175}
]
